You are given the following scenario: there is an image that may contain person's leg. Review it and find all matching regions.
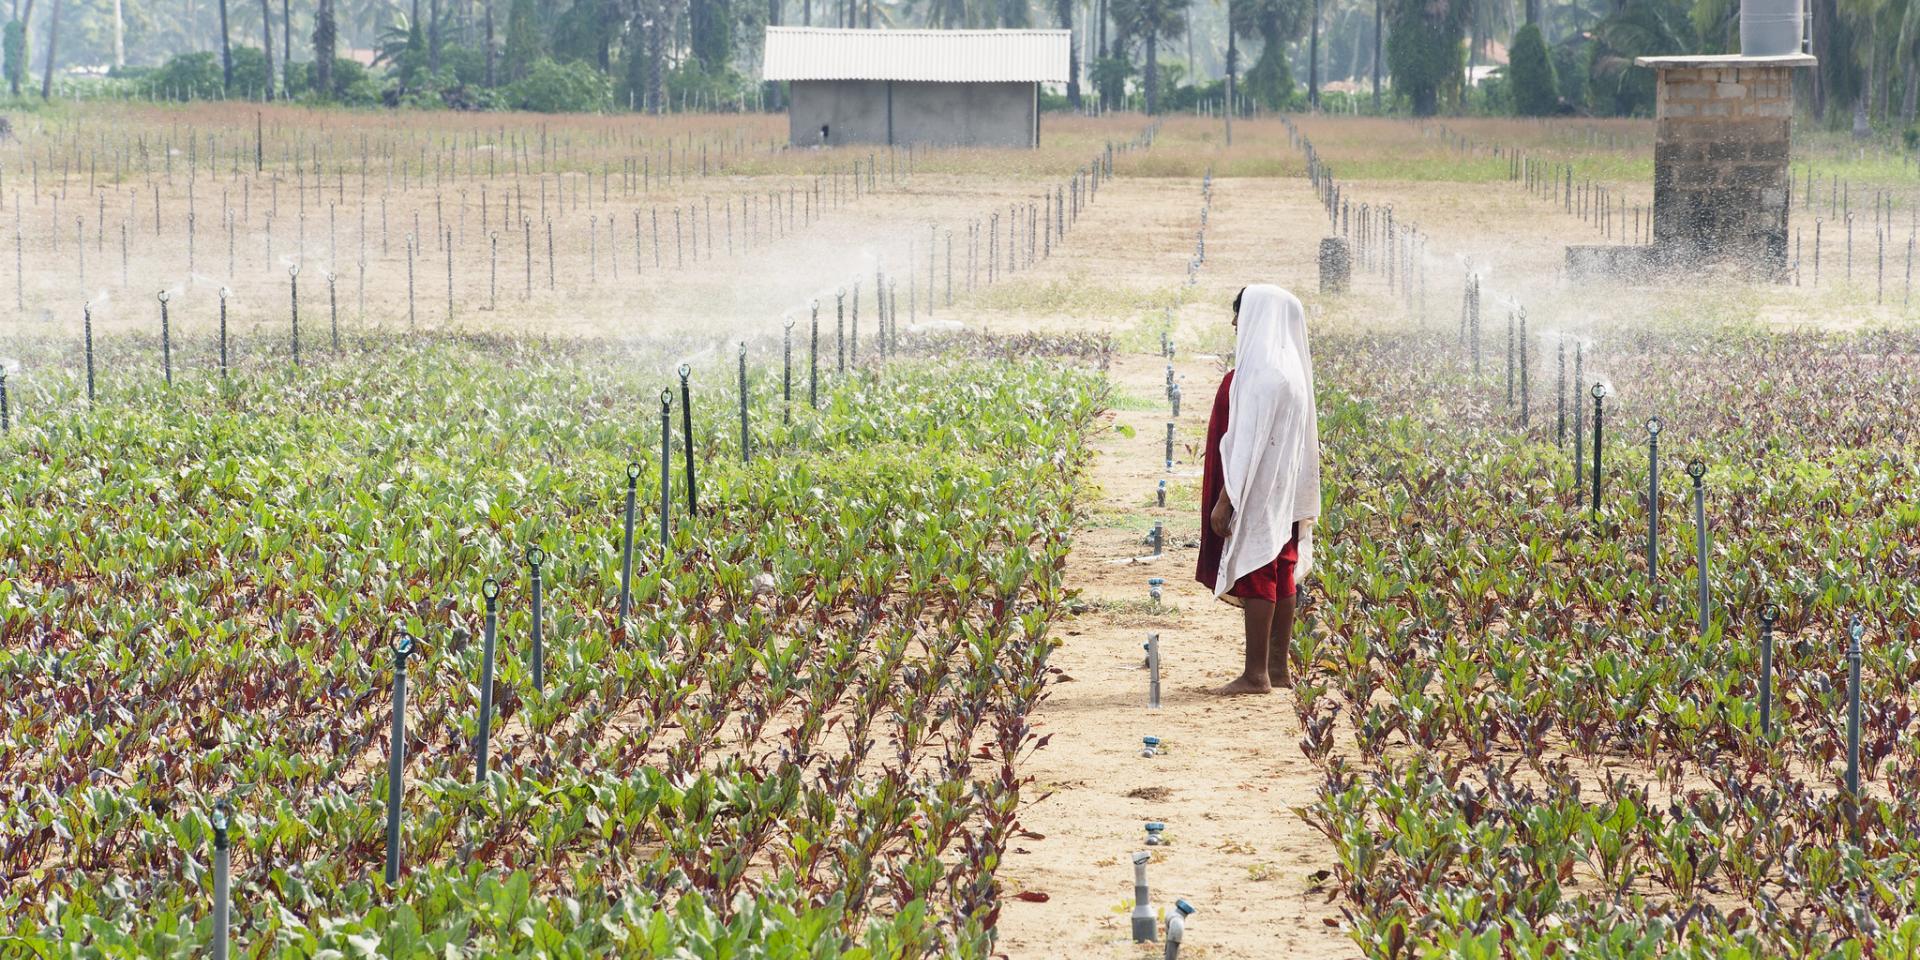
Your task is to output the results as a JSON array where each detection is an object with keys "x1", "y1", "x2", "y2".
[
  {"x1": 1268, "y1": 593, "x2": 1295, "y2": 688},
  {"x1": 1211, "y1": 597, "x2": 1274, "y2": 695}
]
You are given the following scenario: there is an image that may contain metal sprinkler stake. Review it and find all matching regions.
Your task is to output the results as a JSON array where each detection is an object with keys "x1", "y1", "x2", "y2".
[
  {"x1": 210, "y1": 800, "x2": 231, "y2": 960},
  {"x1": 475, "y1": 578, "x2": 500, "y2": 783},
  {"x1": 1147, "y1": 631, "x2": 1162, "y2": 709},
  {"x1": 660, "y1": 389, "x2": 673, "y2": 551},
  {"x1": 83, "y1": 304, "x2": 96, "y2": 408},
  {"x1": 1846, "y1": 616, "x2": 1863, "y2": 802},
  {"x1": 738, "y1": 343, "x2": 751, "y2": 463},
  {"x1": 1164, "y1": 899, "x2": 1195, "y2": 959},
  {"x1": 528, "y1": 547, "x2": 546, "y2": 694},
  {"x1": 1151, "y1": 521, "x2": 1164, "y2": 557},
  {"x1": 783, "y1": 318, "x2": 795, "y2": 424},
  {"x1": 1688, "y1": 460, "x2": 1707, "y2": 634},
  {"x1": 384, "y1": 628, "x2": 416, "y2": 888},
  {"x1": 327, "y1": 272, "x2": 339, "y2": 354},
  {"x1": 809, "y1": 301, "x2": 820, "y2": 409},
  {"x1": 617, "y1": 462, "x2": 640, "y2": 621},
  {"x1": 1758, "y1": 604, "x2": 1777, "y2": 735},
  {"x1": 1505, "y1": 312, "x2": 1514, "y2": 406},
  {"x1": 1574, "y1": 344, "x2": 1585, "y2": 499},
  {"x1": 1164, "y1": 422, "x2": 1175, "y2": 472},
  {"x1": 1157, "y1": 479, "x2": 1167, "y2": 508},
  {"x1": 1590, "y1": 383, "x2": 1606, "y2": 520},
  {"x1": 1645, "y1": 416, "x2": 1662, "y2": 595},
  {"x1": 218, "y1": 288, "x2": 230, "y2": 377},
  {"x1": 288, "y1": 265, "x2": 301, "y2": 367},
  {"x1": 159, "y1": 291, "x2": 173, "y2": 387},
  {"x1": 1556, "y1": 341, "x2": 1565, "y2": 447},
  {"x1": 1131, "y1": 852, "x2": 1157, "y2": 942},
  {"x1": 836, "y1": 289, "x2": 846, "y2": 375},
  {"x1": 1519, "y1": 311, "x2": 1529, "y2": 428},
  {"x1": 679, "y1": 365, "x2": 696, "y2": 513}
]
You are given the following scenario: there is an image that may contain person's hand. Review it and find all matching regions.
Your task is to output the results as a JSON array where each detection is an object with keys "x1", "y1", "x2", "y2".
[
  {"x1": 1209, "y1": 496, "x2": 1233, "y2": 539},
  {"x1": 1294, "y1": 524, "x2": 1316, "y2": 586}
]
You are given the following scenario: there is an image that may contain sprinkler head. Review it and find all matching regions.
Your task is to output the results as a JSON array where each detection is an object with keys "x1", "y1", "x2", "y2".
[
  {"x1": 739, "y1": 341, "x2": 748, "y2": 357},
  {"x1": 482, "y1": 577, "x2": 501, "y2": 602},
  {"x1": 1141, "y1": 736, "x2": 1161, "y2": 757},
  {"x1": 1132, "y1": 851, "x2": 1151, "y2": 866},
  {"x1": 1645, "y1": 416, "x2": 1662, "y2": 437},
  {"x1": 1145, "y1": 822, "x2": 1166, "y2": 845},
  {"x1": 289, "y1": 264, "x2": 300, "y2": 277},
  {"x1": 678, "y1": 363, "x2": 692, "y2": 381},
  {"x1": 626, "y1": 462, "x2": 643, "y2": 482},
  {"x1": 1591, "y1": 382, "x2": 1607, "y2": 400},
  {"x1": 1174, "y1": 899, "x2": 1195, "y2": 917},
  {"x1": 1850, "y1": 617, "x2": 1864, "y2": 646},
  {"x1": 209, "y1": 799, "x2": 231, "y2": 831},
  {"x1": 390, "y1": 625, "x2": 416, "y2": 658},
  {"x1": 526, "y1": 546, "x2": 545, "y2": 568},
  {"x1": 156, "y1": 290, "x2": 170, "y2": 304},
  {"x1": 219, "y1": 286, "x2": 230, "y2": 300},
  {"x1": 1761, "y1": 603, "x2": 1780, "y2": 626},
  {"x1": 660, "y1": 388, "x2": 674, "y2": 410},
  {"x1": 1687, "y1": 459, "x2": 1706, "y2": 482}
]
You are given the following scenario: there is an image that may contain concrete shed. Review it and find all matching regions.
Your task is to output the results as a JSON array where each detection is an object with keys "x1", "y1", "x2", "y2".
[{"x1": 763, "y1": 28, "x2": 1070, "y2": 149}]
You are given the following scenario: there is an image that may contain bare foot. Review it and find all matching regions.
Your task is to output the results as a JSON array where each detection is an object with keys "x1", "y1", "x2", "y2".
[
  {"x1": 1268, "y1": 670, "x2": 1294, "y2": 690},
  {"x1": 1209, "y1": 675, "x2": 1272, "y2": 696}
]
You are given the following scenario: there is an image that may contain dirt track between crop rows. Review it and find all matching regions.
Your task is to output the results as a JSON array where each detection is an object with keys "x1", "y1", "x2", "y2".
[{"x1": 975, "y1": 173, "x2": 1362, "y2": 958}]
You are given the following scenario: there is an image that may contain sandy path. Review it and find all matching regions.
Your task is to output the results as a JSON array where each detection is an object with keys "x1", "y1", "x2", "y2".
[{"x1": 995, "y1": 175, "x2": 1358, "y2": 958}]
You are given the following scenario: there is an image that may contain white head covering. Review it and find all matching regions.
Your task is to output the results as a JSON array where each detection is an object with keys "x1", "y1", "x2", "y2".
[{"x1": 1213, "y1": 284, "x2": 1321, "y2": 597}]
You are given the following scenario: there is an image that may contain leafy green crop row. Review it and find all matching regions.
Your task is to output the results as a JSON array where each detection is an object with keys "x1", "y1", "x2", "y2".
[
  {"x1": 0, "y1": 329, "x2": 1107, "y2": 958},
  {"x1": 1297, "y1": 322, "x2": 1920, "y2": 957}
]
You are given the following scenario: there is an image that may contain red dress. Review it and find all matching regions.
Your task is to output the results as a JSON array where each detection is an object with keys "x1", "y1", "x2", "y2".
[{"x1": 1194, "y1": 371, "x2": 1300, "y2": 603}]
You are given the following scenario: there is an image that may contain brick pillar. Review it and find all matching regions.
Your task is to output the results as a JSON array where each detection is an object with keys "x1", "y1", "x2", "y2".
[{"x1": 1650, "y1": 62, "x2": 1796, "y2": 277}]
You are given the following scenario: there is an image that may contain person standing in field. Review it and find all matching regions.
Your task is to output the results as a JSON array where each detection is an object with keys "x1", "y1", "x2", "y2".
[{"x1": 1194, "y1": 284, "x2": 1321, "y2": 694}]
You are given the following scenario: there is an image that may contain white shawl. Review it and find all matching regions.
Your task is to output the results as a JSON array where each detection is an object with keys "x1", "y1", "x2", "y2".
[{"x1": 1213, "y1": 284, "x2": 1321, "y2": 597}]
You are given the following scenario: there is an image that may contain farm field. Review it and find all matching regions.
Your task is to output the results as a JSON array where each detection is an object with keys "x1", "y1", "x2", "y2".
[{"x1": 7, "y1": 106, "x2": 1920, "y2": 958}]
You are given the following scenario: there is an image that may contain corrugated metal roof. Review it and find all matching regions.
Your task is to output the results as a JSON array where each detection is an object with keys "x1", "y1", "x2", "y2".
[{"x1": 763, "y1": 28, "x2": 1070, "y2": 83}]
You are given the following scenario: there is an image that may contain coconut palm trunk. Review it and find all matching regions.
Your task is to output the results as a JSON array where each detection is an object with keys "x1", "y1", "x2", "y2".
[
  {"x1": 37, "y1": 0, "x2": 56, "y2": 99},
  {"x1": 12, "y1": 0, "x2": 35, "y2": 97},
  {"x1": 260, "y1": 0, "x2": 274, "y2": 100},
  {"x1": 219, "y1": 0, "x2": 233, "y2": 90},
  {"x1": 1308, "y1": 0, "x2": 1319, "y2": 106}
]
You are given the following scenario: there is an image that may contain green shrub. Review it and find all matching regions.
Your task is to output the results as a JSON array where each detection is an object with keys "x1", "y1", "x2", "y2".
[
  {"x1": 1509, "y1": 23, "x2": 1557, "y2": 116},
  {"x1": 146, "y1": 51, "x2": 224, "y2": 100},
  {"x1": 230, "y1": 46, "x2": 271, "y2": 97},
  {"x1": 505, "y1": 57, "x2": 612, "y2": 112},
  {"x1": 303, "y1": 57, "x2": 381, "y2": 106},
  {"x1": 1904, "y1": 127, "x2": 1920, "y2": 152},
  {"x1": 1243, "y1": 43, "x2": 1294, "y2": 110},
  {"x1": 3, "y1": 20, "x2": 25, "y2": 93}
]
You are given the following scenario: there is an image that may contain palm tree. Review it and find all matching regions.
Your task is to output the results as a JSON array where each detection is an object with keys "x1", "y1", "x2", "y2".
[
  {"x1": 1230, "y1": 0, "x2": 1306, "y2": 108},
  {"x1": 1055, "y1": 0, "x2": 1080, "y2": 103},
  {"x1": 1114, "y1": 0, "x2": 1184, "y2": 112},
  {"x1": 1309, "y1": 0, "x2": 1318, "y2": 104},
  {"x1": 10, "y1": 0, "x2": 35, "y2": 97},
  {"x1": 315, "y1": 0, "x2": 335, "y2": 96},
  {"x1": 219, "y1": 0, "x2": 234, "y2": 90},
  {"x1": 1588, "y1": 0, "x2": 1693, "y2": 115},
  {"x1": 260, "y1": 0, "x2": 275, "y2": 99},
  {"x1": 283, "y1": 0, "x2": 293, "y2": 96},
  {"x1": 37, "y1": 0, "x2": 57, "y2": 99}
]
